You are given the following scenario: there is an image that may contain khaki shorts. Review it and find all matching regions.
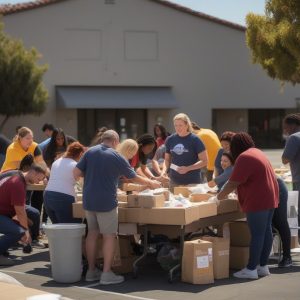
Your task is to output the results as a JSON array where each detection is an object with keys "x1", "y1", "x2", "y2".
[{"x1": 85, "y1": 208, "x2": 118, "y2": 234}]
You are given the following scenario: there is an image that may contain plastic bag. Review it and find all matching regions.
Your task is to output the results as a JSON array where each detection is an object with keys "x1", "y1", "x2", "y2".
[{"x1": 157, "y1": 244, "x2": 180, "y2": 271}]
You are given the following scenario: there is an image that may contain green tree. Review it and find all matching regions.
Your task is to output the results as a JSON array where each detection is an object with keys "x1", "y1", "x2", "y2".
[
  {"x1": 0, "y1": 22, "x2": 48, "y2": 130},
  {"x1": 246, "y1": 0, "x2": 300, "y2": 85}
]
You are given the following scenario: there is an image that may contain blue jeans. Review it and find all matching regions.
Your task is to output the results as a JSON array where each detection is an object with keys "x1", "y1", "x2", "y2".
[
  {"x1": 44, "y1": 191, "x2": 80, "y2": 224},
  {"x1": 246, "y1": 208, "x2": 274, "y2": 270},
  {"x1": 0, "y1": 206, "x2": 40, "y2": 254}
]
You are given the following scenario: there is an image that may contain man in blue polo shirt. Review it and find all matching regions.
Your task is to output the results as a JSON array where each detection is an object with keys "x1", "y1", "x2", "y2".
[
  {"x1": 282, "y1": 113, "x2": 300, "y2": 239},
  {"x1": 74, "y1": 130, "x2": 160, "y2": 285}
]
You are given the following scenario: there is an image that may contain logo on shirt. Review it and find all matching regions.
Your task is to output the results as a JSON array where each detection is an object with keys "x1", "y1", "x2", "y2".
[{"x1": 171, "y1": 144, "x2": 189, "y2": 155}]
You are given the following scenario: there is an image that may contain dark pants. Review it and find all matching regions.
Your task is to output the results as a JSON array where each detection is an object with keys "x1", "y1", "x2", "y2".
[
  {"x1": 0, "y1": 205, "x2": 40, "y2": 254},
  {"x1": 246, "y1": 209, "x2": 274, "y2": 270},
  {"x1": 30, "y1": 191, "x2": 48, "y2": 224},
  {"x1": 292, "y1": 182, "x2": 300, "y2": 237},
  {"x1": 44, "y1": 191, "x2": 80, "y2": 224},
  {"x1": 273, "y1": 179, "x2": 291, "y2": 259}
]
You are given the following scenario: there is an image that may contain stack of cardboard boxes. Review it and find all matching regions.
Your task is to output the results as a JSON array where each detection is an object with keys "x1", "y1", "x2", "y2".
[
  {"x1": 229, "y1": 221, "x2": 250, "y2": 269},
  {"x1": 182, "y1": 237, "x2": 230, "y2": 284}
]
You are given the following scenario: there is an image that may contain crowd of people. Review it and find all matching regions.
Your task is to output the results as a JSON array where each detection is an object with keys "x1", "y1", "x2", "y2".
[{"x1": 0, "y1": 112, "x2": 299, "y2": 284}]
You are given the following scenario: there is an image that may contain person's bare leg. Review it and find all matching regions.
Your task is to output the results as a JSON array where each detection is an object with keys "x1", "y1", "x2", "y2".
[
  {"x1": 86, "y1": 229, "x2": 99, "y2": 271},
  {"x1": 102, "y1": 234, "x2": 116, "y2": 272}
]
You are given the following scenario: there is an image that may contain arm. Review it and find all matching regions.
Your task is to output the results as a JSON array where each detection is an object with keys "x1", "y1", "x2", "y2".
[
  {"x1": 14, "y1": 205, "x2": 31, "y2": 244},
  {"x1": 217, "y1": 180, "x2": 240, "y2": 200},
  {"x1": 131, "y1": 174, "x2": 161, "y2": 189},
  {"x1": 177, "y1": 150, "x2": 208, "y2": 174},
  {"x1": 152, "y1": 159, "x2": 162, "y2": 176},
  {"x1": 140, "y1": 164, "x2": 155, "y2": 179},
  {"x1": 73, "y1": 167, "x2": 84, "y2": 181}
]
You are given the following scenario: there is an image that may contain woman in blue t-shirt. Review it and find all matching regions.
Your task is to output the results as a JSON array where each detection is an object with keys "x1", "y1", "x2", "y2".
[
  {"x1": 163, "y1": 113, "x2": 207, "y2": 189},
  {"x1": 208, "y1": 152, "x2": 234, "y2": 191}
]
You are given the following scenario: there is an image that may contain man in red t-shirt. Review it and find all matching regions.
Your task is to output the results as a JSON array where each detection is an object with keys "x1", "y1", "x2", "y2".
[
  {"x1": 217, "y1": 133, "x2": 278, "y2": 280},
  {"x1": 0, "y1": 164, "x2": 47, "y2": 266}
]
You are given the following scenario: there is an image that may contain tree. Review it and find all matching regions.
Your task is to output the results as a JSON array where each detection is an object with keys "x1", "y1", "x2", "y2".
[
  {"x1": 246, "y1": 0, "x2": 300, "y2": 85},
  {"x1": 0, "y1": 21, "x2": 48, "y2": 130}
]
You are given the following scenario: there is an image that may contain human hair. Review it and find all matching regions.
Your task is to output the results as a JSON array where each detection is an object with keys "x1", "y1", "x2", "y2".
[
  {"x1": 101, "y1": 130, "x2": 119, "y2": 143},
  {"x1": 173, "y1": 113, "x2": 193, "y2": 132},
  {"x1": 29, "y1": 162, "x2": 48, "y2": 175},
  {"x1": 153, "y1": 124, "x2": 168, "y2": 140},
  {"x1": 13, "y1": 127, "x2": 33, "y2": 142},
  {"x1": 220, "y1": 131, "x2": 236, "y2": 143},
  {"x1": 42, "y1": 123, "x2": 55, "y2": 132},
  {"x1": 221, "y1": 152, "x2": 234, "y2": 165},
  {"x1": 117, "y1": 139, "x2": 138, "y2": 160},
  {"x1": 44, "y1": 128, "x2": 67, "y2": 167},
  {"x1": 90, "y1": 126, "x2": 108, "y2": 146},
  {"x1": 19, "y1": 154, "x2": 34, "y2": 172},
  {"x1": 64, "y1": 142, "x2": 85, "y2": 160},
  {"x1": 191, "y1": 121, "x2": 201, "y2": 131},
  {"x1": 230, "y1": 132, "x2": 255, "y2": 162},
  {"x1": 283, "y1": 113, "x2": 300, "y2": 126},
  {"x1": 137, "y1": 134, "x2": 157, "y2": 159}
]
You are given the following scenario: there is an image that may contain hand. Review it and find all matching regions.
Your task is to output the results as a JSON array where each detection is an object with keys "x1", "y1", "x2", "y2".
[
  {"x1": 156, "y1": 175, "x2": 169, "y2": 183},
  {"x1": 177, "y1": 166, "x2": 189, "y2": 174},
  {"x1": 21, "y1": 230, "x2": 32, "y2": 244},
  {"x1": 149, "y1": 180, "x2": 161, "y2": 189},
  {"x1": 208, "y1": 196, "x2": 220, "y2": 206}
]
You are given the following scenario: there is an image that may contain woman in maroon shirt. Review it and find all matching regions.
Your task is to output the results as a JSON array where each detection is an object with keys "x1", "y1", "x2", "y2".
[{"x1": 218, "y1": 132, "x2": 278, "y2": 280}]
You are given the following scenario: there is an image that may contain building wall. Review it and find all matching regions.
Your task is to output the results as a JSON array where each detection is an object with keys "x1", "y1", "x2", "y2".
[{"x1": 1, "y1": 0, "x2": 300, "y2": 142}]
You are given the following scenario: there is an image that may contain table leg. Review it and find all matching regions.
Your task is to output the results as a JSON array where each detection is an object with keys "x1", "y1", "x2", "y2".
[
  {"x1": 133, "y1": 224, "x2": 148, "y2": 278},
  {"x1": 168, "y1": 225, "x2": 185, "y2": 283}
]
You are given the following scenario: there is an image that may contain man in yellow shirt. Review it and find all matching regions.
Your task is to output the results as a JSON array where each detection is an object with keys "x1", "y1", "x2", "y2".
[{"x1": 191, "y1": 122, "x2": 221, "y2": 181}]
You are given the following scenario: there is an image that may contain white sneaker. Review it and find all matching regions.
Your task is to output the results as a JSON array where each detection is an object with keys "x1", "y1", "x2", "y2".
[
  {"x1": 100, "y1": 271, "x2": 124, "y2": 285},
  {"x1": 257, "y1": 265, "x2": 270, "y2": 277},
  {"x1": 31, "y1": 240, "x2": 46, "y2": 249},
  {"x1": 85, "y1": 268, "x2": 102, "y2": 282},
  {"x1": 233, "y1": 268, "x2": 258, "y2": 279}
]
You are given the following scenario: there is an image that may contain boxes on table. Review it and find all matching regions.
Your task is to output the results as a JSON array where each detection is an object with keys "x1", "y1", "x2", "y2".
[
  {"x1": 182, "y1": 239, "x2": 214, "y2": 284},
  {"x1": 189, "y1": 193, "x2": 211, "y2": 202},
  {"x1": 122, "y1": 183, "x2": 147, "y2": 192}
]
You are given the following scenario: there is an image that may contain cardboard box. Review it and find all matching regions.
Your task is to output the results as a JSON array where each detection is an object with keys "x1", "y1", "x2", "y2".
[
  {"x1": 0, "y1": 282, "x2": 50, "y2": 299},
  {"x1": 229, "y1": 246, "x2": 249, "y2": 269},
  {"x1": 76, "y1": 193, "x2": 82, "y2": 202},
  {"x1": 119, "y1": 223, "x2": 138, "y2": 235},
  {"x1": 190, "y1": 193, "x2": 212, "y2": 202},
  {"x1": 118, "y1": 201, "x2": 128, "y2": 208},
  {"x1": 229, "y1": 221, "x2": 251, "y2": 247},
  {"x1": 117, "y1": 193, "x2": 128, "y2": 202},
  {"x1": 217, "y1": 199, "x2": 239, "y2": 214},
  {"x1": 291, "y1": 235, "x2": 299, "y2": 249},
  {"x1": 174, "y1": 186, "x2": 192, "y2": 197},
  {"x1": 123, "y1": 207, "x2": 141, "y2": 223},
  {"x1": 112, "y1": 256, "x2": 138, "y2": 274},
  {"x1": 118, "y1": 207, "x2": 127, "y2": 222},
  {"x1": 182, "y1": 239, "x2": 214, "y2": 284},
  {"x1": 119, "y1": 235, "x2": 135, "y2": 257},
  {"x1": 122, "y1": 183, "x2": 147, "y2": 192},
  {"x1": 127, "y1": 194, "x2": 140, "y2": 207},
  {"x1": 72, "y1": 201, "x2": 85, "y2": 218},
  {"x1": 135, "y1": 202, "x2": 217, "y2": 225},
  {"x1": 201, "y1": 236, "x2": 230, "y2": 279},
  {"x1": 138, "y1": 194, "x2": 165, "y2": 208}
]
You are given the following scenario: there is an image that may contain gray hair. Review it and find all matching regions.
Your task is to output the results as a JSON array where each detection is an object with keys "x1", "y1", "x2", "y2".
[{"x1": 101, "y1": 130, "x2": 119, "y2": 143}]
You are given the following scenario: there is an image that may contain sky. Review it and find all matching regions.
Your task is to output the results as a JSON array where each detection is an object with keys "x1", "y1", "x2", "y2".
[{"x1": 0, "y1": 0, "x2": 266, "y2": 26}]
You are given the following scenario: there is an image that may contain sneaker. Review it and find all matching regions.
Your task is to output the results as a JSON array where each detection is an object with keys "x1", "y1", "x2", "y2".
[
  {"x1": 85, "y1": 268, "x2": 102, "y2": 282},
  {"x1": 278, "y1": 257, "x2": 293, "y2": 268},
  {"x1": 257, "y1": 265, "x2": 270, "y2": 277},
  {"x1": 233, "y1": 268, "x2": 258, "y2": 279},
  {"x1": 0, "y1": 255, "x2": 14, "y2": 266},
  {"x1": 23, "y1": 243, "x2": 33, "y2": 254},
  {"x1": 100, "y1": 271, "x2": 124, "y2": 285},
  {"x1": 31, "y1": 240, "x2": 46, "y2": 249}
]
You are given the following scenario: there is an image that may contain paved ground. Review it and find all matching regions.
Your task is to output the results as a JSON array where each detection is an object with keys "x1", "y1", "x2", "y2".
[{"x1": 1, "y1": 246, "x2": 300, "y2": 300}]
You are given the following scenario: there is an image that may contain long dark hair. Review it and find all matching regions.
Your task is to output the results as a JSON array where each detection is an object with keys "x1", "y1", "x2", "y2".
[
  {"x1": 137, "y1": 134, "x2": 157, "y2": 160},
  {"x1": 230, "y1": 132, "x2": 255, "y2": 162},
  {"x1": 44, "y1": 128, "x2": 67, "y2": 167},
  {"x1": 153, "y1": 124, "x2": 168, "y2": 140}
]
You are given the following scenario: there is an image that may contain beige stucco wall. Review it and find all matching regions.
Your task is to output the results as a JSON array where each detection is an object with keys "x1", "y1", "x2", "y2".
[{"x1": 1, "y1": 0, "x2": 300, "y2": 142}]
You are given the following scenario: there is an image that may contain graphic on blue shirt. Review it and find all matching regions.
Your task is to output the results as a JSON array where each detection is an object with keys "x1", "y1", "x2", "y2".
[{"x1": 171, "y1": 144, "x2": 189, "y2": 156}]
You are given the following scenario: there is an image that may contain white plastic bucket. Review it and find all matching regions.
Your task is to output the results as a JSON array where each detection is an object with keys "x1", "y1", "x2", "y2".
[{"x1": 43, "y1": 224, "x2": 86, "y2": 283}]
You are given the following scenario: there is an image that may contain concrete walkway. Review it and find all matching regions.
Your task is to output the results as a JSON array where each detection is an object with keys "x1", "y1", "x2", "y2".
[{"x1": 1, "y1": 247, "x2": 300, "y2": 300}]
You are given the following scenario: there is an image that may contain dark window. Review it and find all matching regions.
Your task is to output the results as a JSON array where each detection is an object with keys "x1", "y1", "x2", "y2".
[{"x1": 77, "y1": 109, "x2": 147, "y2": 146}]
